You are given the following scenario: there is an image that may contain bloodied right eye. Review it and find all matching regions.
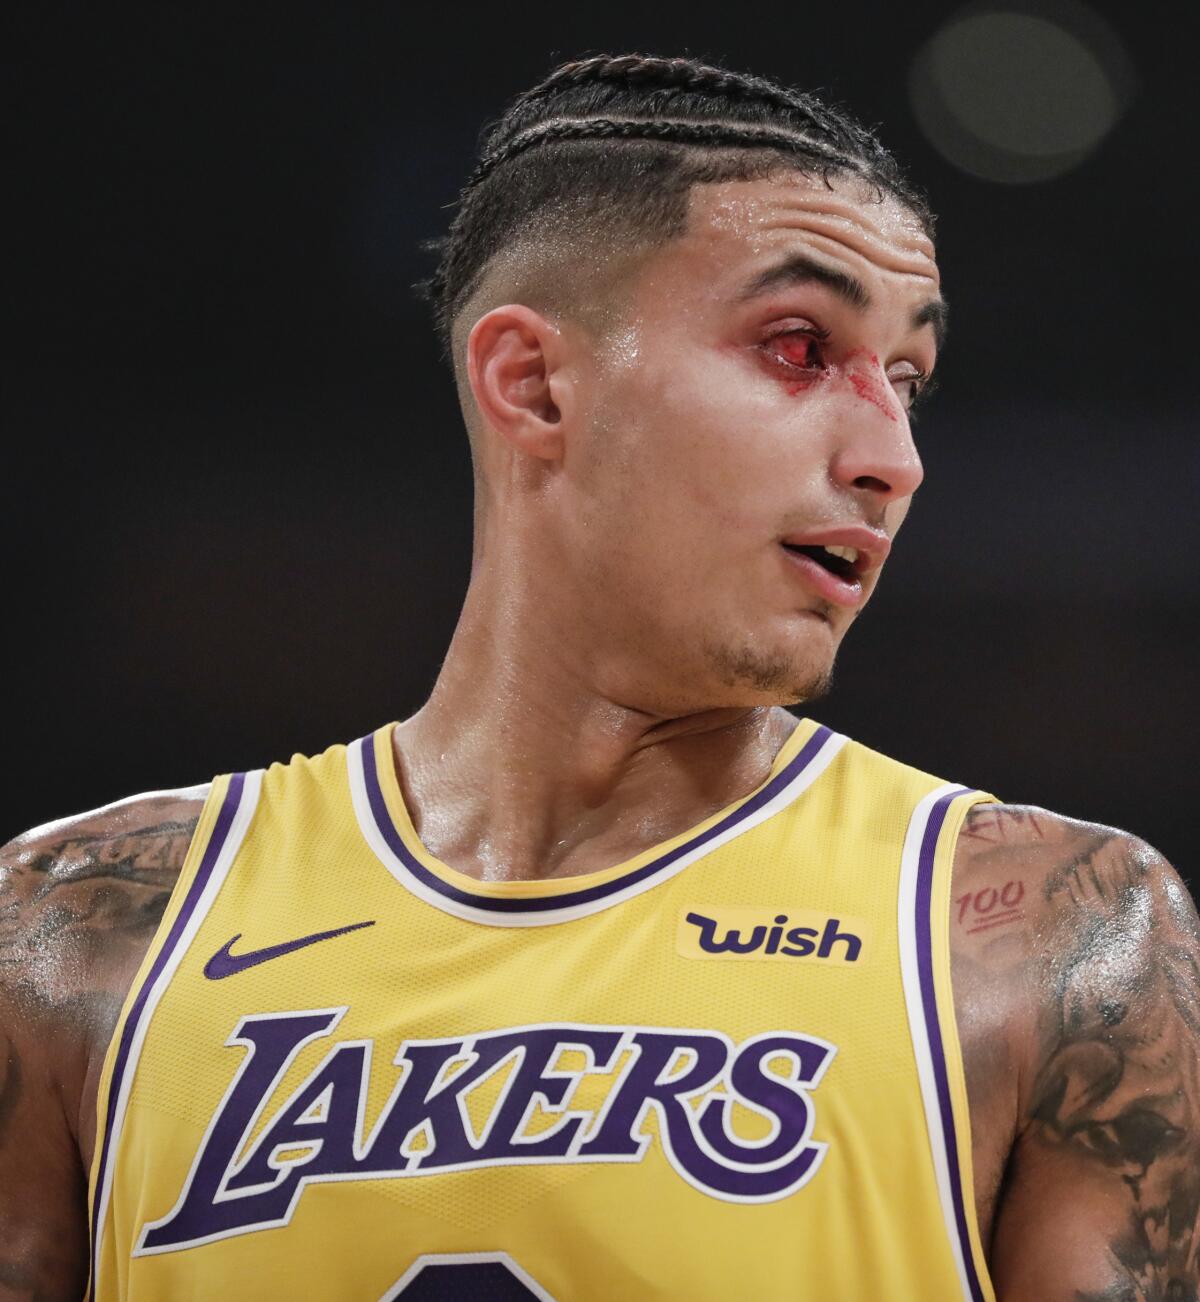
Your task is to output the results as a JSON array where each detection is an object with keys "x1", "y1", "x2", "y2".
[{"x1": 761, "y1": 325, "x2": 830, "y2": 375}]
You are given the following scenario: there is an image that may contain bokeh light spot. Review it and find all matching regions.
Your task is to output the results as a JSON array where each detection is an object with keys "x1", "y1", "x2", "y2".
[{"x1": 910, "y1": 3, "x2": 1135, "y2": 183}]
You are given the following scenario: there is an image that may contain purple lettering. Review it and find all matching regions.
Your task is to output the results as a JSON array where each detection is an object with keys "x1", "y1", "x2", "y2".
[
  {"x1": 780, "y1": 926, "x2": 818, "y2": 957},
  {"x1": 685, "y1": 913, "x2": 768, "y2": 955},
  {"x1": 472, "y1": 1027, "x2": 624, "y2": 1160},
  {"x1": 138, "y1": 1009, "x2": 343, "y2": 1253},
  {"x1": 224, "y1": 1041, "x2": 369, "y2": 1193},
  {"x1": 763, "y1": 915, "x2": 789, "y2": 955},
  {"x1": 692, "y1": 1033, "x2": 835, "y2": 1199},
  {"x1": 363, "y1": 1036, "x2": 515, "y2": 1171},
  {"x1": 816, "y1": 918, "x2": 861, "y2": 962},
  {"x1": 577, "y1": 1031, "x2": 730, "y2": 1159},
  {"x1": 135, "y1": 1017, "x2": 839, "y2": 1252}
]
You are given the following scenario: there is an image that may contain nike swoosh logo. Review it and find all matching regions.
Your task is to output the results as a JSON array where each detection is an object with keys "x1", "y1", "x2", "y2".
[{"x1": 203, "y1": 920, "x2": 376, "y2": 980}]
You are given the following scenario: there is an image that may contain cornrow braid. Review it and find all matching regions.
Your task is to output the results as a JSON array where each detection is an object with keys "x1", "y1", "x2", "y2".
[
  {"x1": 465, "y1": 116, "x2": 863, "y2": 194},
  {"x1": 504, "y1": 54, "x2": 837, "y2": 132},
  {"x1": 421, "y1": 52, "x2": 933, "y2": 357}
]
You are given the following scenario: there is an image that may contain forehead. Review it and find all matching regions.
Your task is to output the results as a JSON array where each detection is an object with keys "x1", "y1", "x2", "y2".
[{"x1": 664, "y1": 171, "x2": 940, "y2": 301}]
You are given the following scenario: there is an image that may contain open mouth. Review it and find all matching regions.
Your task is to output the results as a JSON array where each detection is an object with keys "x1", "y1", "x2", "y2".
[{"x1": 781, "y1": 542, "x2": 860, "y2": 581}]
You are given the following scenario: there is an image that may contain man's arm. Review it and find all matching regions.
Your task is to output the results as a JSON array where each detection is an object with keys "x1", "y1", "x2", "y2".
[
  {"x1": 0, "y1": 791, "x2": 205, "y2": 1299},
  {"x1": 953, "y1": 805, "x2": 1200, "y2": 1300}
]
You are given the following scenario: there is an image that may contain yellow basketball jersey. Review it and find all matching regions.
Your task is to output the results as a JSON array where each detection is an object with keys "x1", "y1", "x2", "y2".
[{"x1": 87, "y1": 720, "x2": 998, "y2": 1301}]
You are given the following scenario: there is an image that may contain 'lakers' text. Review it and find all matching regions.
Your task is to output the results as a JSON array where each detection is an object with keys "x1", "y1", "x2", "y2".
[{"x1": 135, "y1": 1015, "x2": 838, "y2": 1253}]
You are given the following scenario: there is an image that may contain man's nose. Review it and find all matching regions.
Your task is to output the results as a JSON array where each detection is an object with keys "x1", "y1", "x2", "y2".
[{"x1": 827, "y1": 360, "x2": 925, "y2": 503}]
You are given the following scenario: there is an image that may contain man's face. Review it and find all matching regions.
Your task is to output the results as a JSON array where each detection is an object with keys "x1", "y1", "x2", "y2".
[{"x1": 556, "y1": 170, "x2": 943, "y2": 714}]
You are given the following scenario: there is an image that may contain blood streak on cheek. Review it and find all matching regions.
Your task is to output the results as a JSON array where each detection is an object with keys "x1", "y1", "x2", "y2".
[
  {"x1": 843, "y1": 351, "x2": 899, "y2": 423},
  {"x1": 847, "y1": 372, "x2": 898, "y2": 422},
  {"x1": 782, "y1": 372, "x2": 823, "y2": 397},
  {"x1": 777, "y1": 351, "x2": 899, "y2": 421}
]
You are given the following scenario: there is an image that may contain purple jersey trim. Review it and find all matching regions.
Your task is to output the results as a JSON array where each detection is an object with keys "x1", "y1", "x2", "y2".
[
  {"x1": 88, "y1": 772, "x2": 247, "y2": 1298},
  {"x1": 359, "y1": 724, "x2": 833, "y2": 914},
  {"x1": 915, "y1": 787, "x2": 988, "y2": 1302}
]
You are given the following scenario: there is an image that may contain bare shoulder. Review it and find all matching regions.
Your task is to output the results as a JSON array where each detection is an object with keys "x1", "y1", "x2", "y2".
[
  {"x1": 1, "y1": 785, "x2": 210, "y2": 1044},
  {"x1": 950, "y1": 803, "x2": 1196, "y2": 1051},
  {"x1": 952, "y1": 803, "x2": 1200, "y2": 1296},
  {"x1": 0, "y1": 786, "x2": 207, "y2": 1296}
]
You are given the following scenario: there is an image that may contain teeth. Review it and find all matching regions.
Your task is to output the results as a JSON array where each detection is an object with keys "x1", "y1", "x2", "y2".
[{"x1": 823, "y1": 545, "x2": 859, "y2": 563}]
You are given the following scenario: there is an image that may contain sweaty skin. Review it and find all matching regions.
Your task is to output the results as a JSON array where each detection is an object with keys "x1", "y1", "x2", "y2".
[{"x1": 3, "y1": 172, "x2": 1198, "y2": 1298}]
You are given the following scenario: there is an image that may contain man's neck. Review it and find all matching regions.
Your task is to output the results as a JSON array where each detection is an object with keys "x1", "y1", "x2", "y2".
[{"x1": 390, "y1": 585, "x2": 798, "y2": 883}]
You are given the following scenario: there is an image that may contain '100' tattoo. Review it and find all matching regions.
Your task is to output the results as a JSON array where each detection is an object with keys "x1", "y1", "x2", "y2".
[{"x1": 956, "y1": 878, "x2": 1026, "y2": 936}]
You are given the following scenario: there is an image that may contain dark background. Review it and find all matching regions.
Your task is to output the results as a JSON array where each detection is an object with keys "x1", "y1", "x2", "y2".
[{"x1": 10, "y1": 5, "x2": 1197, "y2": 877}]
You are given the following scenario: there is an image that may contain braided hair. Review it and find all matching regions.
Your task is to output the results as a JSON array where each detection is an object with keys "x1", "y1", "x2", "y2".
[{"x1": 422, "y1": 54, "x2": 932, "y2": 357}]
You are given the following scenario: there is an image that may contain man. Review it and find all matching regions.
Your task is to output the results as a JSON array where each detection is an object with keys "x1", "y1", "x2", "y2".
[{"x1": 2, "y1": 52, "x2": 1197, "y2": 1301}]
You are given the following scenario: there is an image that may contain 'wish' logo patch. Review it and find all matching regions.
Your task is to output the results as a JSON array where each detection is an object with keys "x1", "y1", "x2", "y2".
[
  {"x1": 134, "y1": 1014, "x2": 836, "y2": 1254},
  {"x1": 677, "y1": 909, "x2": 869, "y2": 964}
]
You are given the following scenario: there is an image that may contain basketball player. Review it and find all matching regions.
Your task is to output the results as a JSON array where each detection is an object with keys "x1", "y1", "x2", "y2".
[{"x1": 2, "y1": 54, "x2": 1197, "y2": 1301}]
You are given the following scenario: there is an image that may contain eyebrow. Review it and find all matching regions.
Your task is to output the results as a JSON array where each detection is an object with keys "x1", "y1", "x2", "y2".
[
  {"x1": 912, "y1": 297, "x2": 948, "y2": 351},
  {"x1": 737, "y1": 252, "x2": 948, "y2": 350}
]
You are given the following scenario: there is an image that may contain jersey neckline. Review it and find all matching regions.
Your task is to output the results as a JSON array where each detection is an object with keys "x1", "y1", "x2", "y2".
[{"x1": 347, "y1": 719, "x2": 847, "y2": 927}]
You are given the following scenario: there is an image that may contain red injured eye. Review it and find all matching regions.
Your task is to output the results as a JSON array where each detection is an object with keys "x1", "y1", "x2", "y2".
[{"x1": 767, "y1": 331, "x2": 825, "y2": 370}]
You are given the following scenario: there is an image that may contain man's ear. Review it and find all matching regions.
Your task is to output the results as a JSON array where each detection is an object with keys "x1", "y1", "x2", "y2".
[{"x1": 466, "y1": 304, "x2": 572, "y2": 461}]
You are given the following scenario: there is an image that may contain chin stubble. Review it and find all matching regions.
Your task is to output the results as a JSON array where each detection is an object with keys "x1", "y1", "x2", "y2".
[{"x1": 702, "y1": 640, "x2": 835, "y2": 705}]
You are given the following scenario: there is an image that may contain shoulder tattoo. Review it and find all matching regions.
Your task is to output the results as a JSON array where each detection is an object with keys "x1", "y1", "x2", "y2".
[
  {"x1": 0, "y1": 799, "x2": 201, "y2": 1291},
  {"x1": 0, "y1": 805, "x2": 201, "y2": 1040},
  {"x1": 959, "y1": 806, "x2": 1200, "y2": 1297}
]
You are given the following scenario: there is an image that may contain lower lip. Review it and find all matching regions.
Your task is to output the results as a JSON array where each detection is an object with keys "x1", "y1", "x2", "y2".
[{"x1": 779, "y1": 546, "x2": 865, "y2": 608}]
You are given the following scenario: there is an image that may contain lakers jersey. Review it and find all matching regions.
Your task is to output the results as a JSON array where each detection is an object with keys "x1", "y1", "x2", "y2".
[{"x1": 87, "y1": 720, "x2": 998, "y2": 1300}]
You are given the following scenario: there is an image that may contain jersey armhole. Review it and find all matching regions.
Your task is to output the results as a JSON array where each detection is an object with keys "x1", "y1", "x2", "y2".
[
  {"x1": 84, "y1": 770, "x2": 259, "y2": 1301},
  {"x1": 86, "y1": 776, "x2": 231, "y2": 1176},
  {"x1": 898, "y1": 785, "x2": 999, "y2": 1302},
  {"x1": 931, "y1": 791, "x2": 1000, "y2": 1302}
]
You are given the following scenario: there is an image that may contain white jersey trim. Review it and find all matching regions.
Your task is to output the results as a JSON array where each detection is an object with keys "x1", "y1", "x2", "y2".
[
  {"x1": 88, "y1": 768, "x2": 263, "y2": 1299},
  {"x1": 347, "y1": 727, "x2": 848, "y2": 928}
]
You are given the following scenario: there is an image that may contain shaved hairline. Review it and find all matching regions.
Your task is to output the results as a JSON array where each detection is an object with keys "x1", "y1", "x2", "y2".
[
  {"x1": 450, "y1": 236, "x2": 660, "y2": 488},
  {"x1": 450, "y1": 212, "x2": 669, "y2": 399}
]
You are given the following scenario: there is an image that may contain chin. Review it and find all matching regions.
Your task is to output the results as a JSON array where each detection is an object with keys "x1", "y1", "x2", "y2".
[
  {"x1": 701, "y1": 637, "x2": 836, "y2": 708},
  {"x1": 770, "y1": 665, "x2": 834, "y2": 708}
]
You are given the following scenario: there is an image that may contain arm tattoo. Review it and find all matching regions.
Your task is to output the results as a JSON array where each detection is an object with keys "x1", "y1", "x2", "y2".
[
  {"x1": 0, "y1": 801, "x2": 201, "y2": 1294},
  {"x1": 0, "y1": 815, "x2": 197, "y2": 981},
  {"x1": 1030, "y1": 832, "x2": 1200, "y2": 1298},
  {"x1": 0, "y1": 806, "x2": 200, "y2": 1060}
]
